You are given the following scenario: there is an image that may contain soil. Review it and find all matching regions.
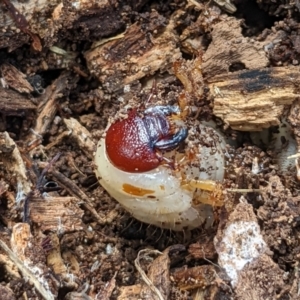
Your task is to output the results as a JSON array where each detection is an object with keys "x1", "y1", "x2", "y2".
[{"x1": 0, "y1": 0, "x2": 300, "y2": 299}]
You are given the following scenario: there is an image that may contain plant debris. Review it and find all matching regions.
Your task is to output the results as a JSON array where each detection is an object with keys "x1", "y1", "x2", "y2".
[{"x1": 0, "y1": 1, "x2": 300, "y2": 299}]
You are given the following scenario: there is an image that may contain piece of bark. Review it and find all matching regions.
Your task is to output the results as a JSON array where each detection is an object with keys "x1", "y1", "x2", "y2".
[
  {"x1": 202, "y1": 17, "x2": 269, "y2": 78},
  {"x1": 188, "y1": 239, "x2": 217, "y2": 260},
  {"x1": 208, "y1": 66, "x2": 300, "y2": 131},
  {"x1": 29, "y1": 195, "x2": 84, "y2": 232},
  {"x1": 0, "y1": 86, "x2": 36, "y2": 135},
  {"x1": 180, "y1": 7, "x2": 220, "y2": 56},
  {"x1": 85, "y1": 10, "x2": 181, "y2": 91},
  {"x1": 0, "y1": 0, "x2": 147, "y2": 51},
  {"x1": 172, "y1": 265, "x2": 216, "y2": 290},
  {"x1": 0, "y1": 63, "x2": 34, "y2": 93},
  {"x1": 0, "y1": 87, "x2": 36, "y2": 115}
]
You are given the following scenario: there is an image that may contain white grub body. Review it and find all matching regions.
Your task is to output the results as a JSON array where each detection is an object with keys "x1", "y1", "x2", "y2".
[
  {"x1": 273, "y1": 120, "x2": 297, "y2": 171},
  {"x1": 95, "y1": 123, "x2": 227, "y2": 231}
]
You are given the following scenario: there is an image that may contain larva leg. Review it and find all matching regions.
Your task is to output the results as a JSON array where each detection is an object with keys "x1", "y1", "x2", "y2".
[
  {"x1": 188, "y1": 179, "x2": 224, "y2": 207},
  {"x1": 189, "y1": 179, "x2": 219, "y2": 191}
]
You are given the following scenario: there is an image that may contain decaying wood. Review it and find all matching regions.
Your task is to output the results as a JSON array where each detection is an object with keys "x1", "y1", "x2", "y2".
[
  {"x1": 288, "y1": 99, "x2": 300, "y2": 150},
  {"x1": 0, "y1": 132, "x2": 32, "y2": 197},
  {"x1": 235, "y1": 254, "x2": 285, "y2": 300},
  {"x1": 63, "y1": 117, "x2": 96, "y2": 159},
  {"x1": 0, "y1": 0, "x2": 146, "y2": 51},
  {"x1": 0, "y1": 87, "x2": 36, "y2": 115},
  {"x1": 188, "y1": 239, "x2": 217, "y2": 260},
  {"x1": 29, "y1": 196, "x2": 84, "y2": 232},
  {"x1": 46, "y1": 234, "x2": 78, "y2": 288},
  {"x1": 85, "y1": 10, "x2": 181, "y2": 91},
  {"x1": 137, "y1": 249, "x2": 171, "y2": 300},
  {"x1": 0, "y1": 86, "x2": 36, "y2": 136},
  {"x1": 172, "y1": 265, "x2": 217, "y2": 290},
  {"x1": 119, "y1": 248, "x2": 172, "y2": 300},
  {"x1": 0, "y1": 63, "x2": 34, "y2": 93},
  {"x1": 0, "y1": 224, "x2": 57, "y2": 300},
  {"x1": 119, "y1": 246, "x2": 188, "y2": 300},
  {"x1": 208, "y1": 66, "x2": 300, "y2": 131},
  {"x1": 202, "y1": 17, "x2": 269, "y2": 78},
  {"x1": 28, "y1": 73, "x2": 69, "y2": 141}
]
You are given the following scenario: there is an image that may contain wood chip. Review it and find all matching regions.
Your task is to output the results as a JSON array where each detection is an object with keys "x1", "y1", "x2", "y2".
[
  {"x1": 188, "y1": 239, "x2": 217, "y2": 260},
  {"x1": 208, "y1": 66, "x2": 300, "y2": 131},
  {"x1": 29, "y1": 196, "x2": 84, "y2": 232},
  {"x1": 172, "y1": 265, "x2": 216, "y2": 290},
  {"x1": 0, "y1": 63, "x2": 34, "y2": 93},
  {"x1": 202, "y1": 17, "x2": 268, "y2": 78},
  {"x1": 29, "y1": 72, "x2": 69, "y2": 140},
  {"x1": 0, "y1": 87, "x2": 36, "y2": 115},
  {"x1": 85, "y1": 10, "x2": 181, "y2": 91}
]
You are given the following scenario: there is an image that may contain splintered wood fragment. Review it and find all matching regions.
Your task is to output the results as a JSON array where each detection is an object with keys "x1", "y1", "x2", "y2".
[
  {"x1": 0, "y1": 63, "x2": 34, "y2": 93},
  {"x1": 172, "y1": 265, "x2": 216, "y2": 290},
  {"x1": 85, "y1": 10, "x2": 181, "y2": 91},
  {"x1": 0, "y1": 0, "x2": 141, "y2": 51},
  {"x1": 0, "y1": 132, "x2": 32, "y2": 197},
  {"x1": 208, "y1": 66, "x2": 300, "y2": 131},
  {"x1": 29, "y1": 196, "x2": 84, "y2": 232},
  {"x1": 27, "y1": 72, "x2": 69, "y2": 144},
  {"x1": 202, "y1": 17, "x2": 268, "y2": 78},
  {"x1": 63, "y1": 117, "x2": 95, "y2": 159},
  {"x1": 0, "y1": 224, "x2": 56, "y2": 300},
  {"x1": 0, "y1": 87, "x2": 36, "y2": 115}
]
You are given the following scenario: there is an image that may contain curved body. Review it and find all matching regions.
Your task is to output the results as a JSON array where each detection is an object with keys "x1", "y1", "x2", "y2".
[{"x1": 95, "y1": 122, "x2": 226, "y2": 231}]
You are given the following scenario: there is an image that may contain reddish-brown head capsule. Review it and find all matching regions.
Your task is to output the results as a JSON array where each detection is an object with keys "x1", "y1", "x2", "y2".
[{"x1": 105, "y1": 106, "x2": 188, "y2": 173}]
